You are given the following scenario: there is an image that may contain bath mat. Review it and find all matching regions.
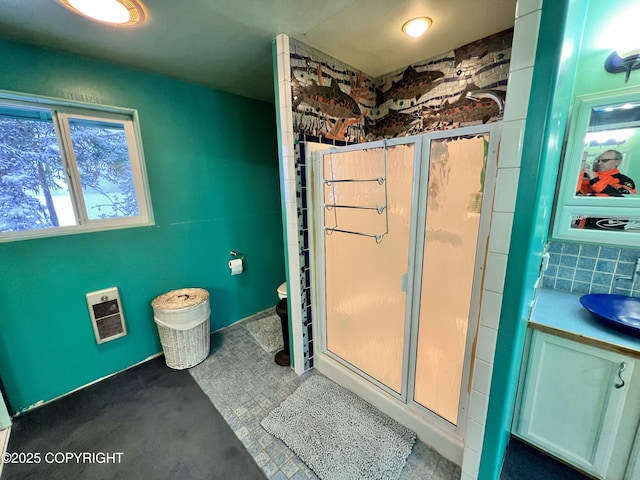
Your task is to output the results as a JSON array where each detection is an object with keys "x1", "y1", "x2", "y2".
[
  {"x1": 261, "y1": 375, "x2": 416, "y2": 480},
  {"x1": 246, "y1": 314, "x2": 283, "y2": 352}
]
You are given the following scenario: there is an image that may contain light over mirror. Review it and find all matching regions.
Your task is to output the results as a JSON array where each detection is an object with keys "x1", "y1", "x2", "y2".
[{"x1": 553, "y1": 86, "x2": 640, "y2": 245}]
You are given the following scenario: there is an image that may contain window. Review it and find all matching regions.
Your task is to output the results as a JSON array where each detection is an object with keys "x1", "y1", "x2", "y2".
[{"x1": 0, "y1": 93, "x2": 153, "y2": 241}]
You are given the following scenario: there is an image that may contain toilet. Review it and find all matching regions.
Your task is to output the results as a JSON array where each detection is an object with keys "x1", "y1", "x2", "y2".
[
  {"x1": 275, "y1": 282, "x2": 289, "y2": 366},
  {"x1": 277, "y1": 282, "x2": 287, "y2": 300}
]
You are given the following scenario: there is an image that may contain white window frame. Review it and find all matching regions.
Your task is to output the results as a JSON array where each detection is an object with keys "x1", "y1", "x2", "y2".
[{"x1": 0, "y1": 90, "x2": 154, "y2": 242}]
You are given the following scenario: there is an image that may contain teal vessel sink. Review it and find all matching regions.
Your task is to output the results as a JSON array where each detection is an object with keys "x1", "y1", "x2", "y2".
[{"x1": 579, "y1": 294, "x2": 640, "y2": 338}]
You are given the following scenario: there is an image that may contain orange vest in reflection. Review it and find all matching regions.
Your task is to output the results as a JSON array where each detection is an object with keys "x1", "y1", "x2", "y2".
[{"x1": 576, "y1": 169, "x2": 637, "y2": 197}]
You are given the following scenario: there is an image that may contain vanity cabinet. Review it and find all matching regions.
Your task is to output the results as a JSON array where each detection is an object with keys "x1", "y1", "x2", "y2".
[{"x1": 513, "y1": 330, "x2": 640, "y2": 479}]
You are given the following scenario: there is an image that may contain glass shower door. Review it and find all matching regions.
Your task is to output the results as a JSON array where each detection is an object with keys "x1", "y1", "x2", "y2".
[
  {"x1": 315, "y1": 124, "x2": 500, "y2": 436},
  {"x1": 412, "y1": 132, "x2": 493, "y2": 425},
  {"x1": 322, "y1": 141, "x2": 416, "y2": 394}
]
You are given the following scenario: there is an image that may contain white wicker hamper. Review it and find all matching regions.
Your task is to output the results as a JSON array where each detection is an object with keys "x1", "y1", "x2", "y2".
[{"x1": 152, "y1": 288, "x2": 210, "y2": 369}]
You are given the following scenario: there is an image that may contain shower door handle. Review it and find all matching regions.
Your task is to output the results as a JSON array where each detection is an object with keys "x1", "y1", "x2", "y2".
[{"x1": 400, "y1": 273, "x2": 408, "y2": 292}]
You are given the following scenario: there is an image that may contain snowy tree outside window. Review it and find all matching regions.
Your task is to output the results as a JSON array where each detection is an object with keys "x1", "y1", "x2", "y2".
[{"x1": 0, "y1": 95, "x2": 152, "y2": 241}]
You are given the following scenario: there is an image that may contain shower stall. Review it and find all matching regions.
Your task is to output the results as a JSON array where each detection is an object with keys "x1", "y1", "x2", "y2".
[{"x1": 310, "y1": 123, "x2": 501, "y2": 460}]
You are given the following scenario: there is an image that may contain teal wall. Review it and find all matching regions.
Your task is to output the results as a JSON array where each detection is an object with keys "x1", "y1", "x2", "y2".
[
  {"x1": 0, "y1": 38, "x2": 284, "y2": 412},
  {"x1": 480, "y1": 0, "x2": 640, "y2": 477},
  {"x1": 573, "y1": 0, "x2": 640, "y2": 96}
]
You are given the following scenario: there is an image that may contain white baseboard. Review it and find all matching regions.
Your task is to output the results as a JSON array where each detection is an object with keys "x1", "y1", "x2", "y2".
[
  {"x1": 15, "y1": 352, "x2": 164, "y2": 416},
  {"x1": 0, "y1": 427, "x2": 11, "y2": 477}
]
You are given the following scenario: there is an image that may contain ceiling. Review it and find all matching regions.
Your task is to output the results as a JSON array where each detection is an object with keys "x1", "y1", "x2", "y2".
[{"x1": 0, "y1": 0, "x2": 517, "y2": 103}]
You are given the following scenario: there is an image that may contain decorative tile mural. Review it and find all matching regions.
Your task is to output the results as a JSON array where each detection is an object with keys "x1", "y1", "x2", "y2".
[
  {"x1": 290, "y1": 30, "x2": 514, "y2": 370},
  {"x1": 290, "y1": 29, "x2": 512, "y2": 144}
]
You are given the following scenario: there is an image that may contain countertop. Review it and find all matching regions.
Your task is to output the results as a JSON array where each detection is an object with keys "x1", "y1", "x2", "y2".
[{"x1": 530, "y1": 288, "x2": 640, "y2": 356}]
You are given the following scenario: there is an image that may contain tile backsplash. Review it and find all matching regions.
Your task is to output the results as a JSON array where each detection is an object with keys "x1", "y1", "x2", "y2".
[{"x1": 542, "y1": 241, "x2": 640, "y2": 296}]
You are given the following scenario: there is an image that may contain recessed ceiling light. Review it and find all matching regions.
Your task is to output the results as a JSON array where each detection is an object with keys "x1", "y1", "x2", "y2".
[
  {"x1": 402, "y1": 17, "x2": 433, "y2": 38},
  {"x1": 57, "y1": 0, "x2": 146, "y2": 27}
]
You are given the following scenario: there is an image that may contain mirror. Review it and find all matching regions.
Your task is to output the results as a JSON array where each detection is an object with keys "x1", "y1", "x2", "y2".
[
  {"x1": 553, "y1": 86, "x2": 640, "y2": 246},
  {"x1": 576, "y1": 103, "x2": 639, "y2": 198}
]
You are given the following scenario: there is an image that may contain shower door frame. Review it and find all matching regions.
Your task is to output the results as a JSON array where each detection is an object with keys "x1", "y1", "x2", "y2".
[
  {"x1": 310, "y1": 123, "x2": 501, "y2": 445},
  {"x1": 311, "y1": 135, "x2": 424, "y2": 405},
  {"x1": 406, "y1": 124, "x2": 501, "y2": 434}
]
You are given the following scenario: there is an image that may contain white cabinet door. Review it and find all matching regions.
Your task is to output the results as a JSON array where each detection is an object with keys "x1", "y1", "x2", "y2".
[
  {"x1": 627, "y1": 442, "x2": 640, "y2": 480},
  {"x1": 514, "y1": 330, "x2": 636, "y2": 479}
]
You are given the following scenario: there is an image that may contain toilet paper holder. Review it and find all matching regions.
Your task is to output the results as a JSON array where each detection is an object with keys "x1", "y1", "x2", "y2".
[{"x1": 229, "y1": 251, "x2": 244, "y2": 276}]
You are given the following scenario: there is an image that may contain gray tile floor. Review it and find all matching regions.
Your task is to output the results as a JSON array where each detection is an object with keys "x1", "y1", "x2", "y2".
[{"x1": 189, "y1": 309, "x2": 461, "y2": 480}]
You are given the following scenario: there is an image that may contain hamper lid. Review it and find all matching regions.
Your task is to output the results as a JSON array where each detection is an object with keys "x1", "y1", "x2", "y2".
[{"x1": 152, "y1": 288, "x2": 209, "y2": 310}]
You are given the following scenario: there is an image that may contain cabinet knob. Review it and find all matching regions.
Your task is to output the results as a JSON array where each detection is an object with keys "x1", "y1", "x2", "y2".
[{"x1": 615, "y1": 362, "x2": 627, "y2": 389}]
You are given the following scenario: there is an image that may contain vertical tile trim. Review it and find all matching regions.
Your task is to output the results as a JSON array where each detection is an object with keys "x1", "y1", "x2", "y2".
[
  {"x1": 274, "y1": 34, "x2": 305, "y2": 374},
  {"x1": 465, "y1": 5, "x2": 543, "y2": 480}
]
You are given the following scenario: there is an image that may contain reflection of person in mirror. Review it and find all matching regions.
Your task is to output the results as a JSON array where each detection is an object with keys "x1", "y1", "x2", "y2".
[{"x1": 576, "y1": 149, "x2": 636, "y2": 196}]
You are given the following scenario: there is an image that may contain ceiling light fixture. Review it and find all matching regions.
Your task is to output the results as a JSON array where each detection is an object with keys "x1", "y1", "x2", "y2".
[
  {"x1": 402, "y1": 17, "x2": 433, "y2": 38},
  {"x1": 57, "y1": 0, "x2": 146, "y2": 27}
]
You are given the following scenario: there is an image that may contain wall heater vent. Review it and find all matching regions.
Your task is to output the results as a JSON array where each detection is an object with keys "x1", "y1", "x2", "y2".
[{"x1": 86, "y1": 287, "x2": 127, "y2": 344}]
